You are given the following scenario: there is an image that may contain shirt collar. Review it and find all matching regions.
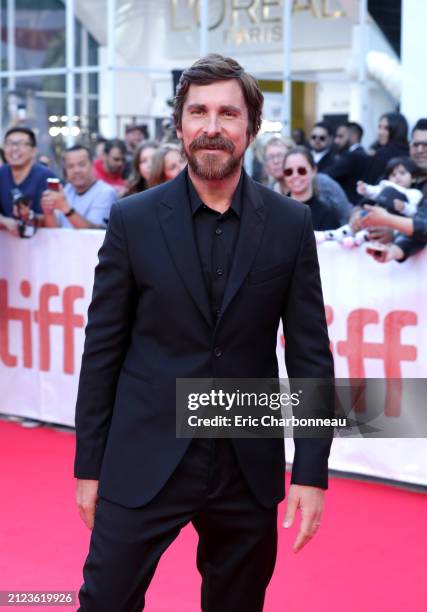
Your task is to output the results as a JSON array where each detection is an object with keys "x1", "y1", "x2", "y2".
[{"x1": 187, "y1": 168, "x2": 244, "y2": 218}]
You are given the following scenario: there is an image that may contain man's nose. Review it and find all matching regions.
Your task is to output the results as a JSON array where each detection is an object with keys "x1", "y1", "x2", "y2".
[{"x1": 203, "y1": 113, "x2": 221, "y2": 137}]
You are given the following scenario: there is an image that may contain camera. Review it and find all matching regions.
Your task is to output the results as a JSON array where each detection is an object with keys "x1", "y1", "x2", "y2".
[{"x1": 11, "y1": 188, "x2": 37, "y2": 238}]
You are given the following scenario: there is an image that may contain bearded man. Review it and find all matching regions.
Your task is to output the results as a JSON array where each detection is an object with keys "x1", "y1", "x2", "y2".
[{"x1": 75, "y1": 54, "x2": 334, "y2": 612}]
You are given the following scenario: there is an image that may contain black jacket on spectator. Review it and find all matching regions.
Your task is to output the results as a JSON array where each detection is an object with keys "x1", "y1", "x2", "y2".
[
  {"x1": 315, "y1": 149, "x2": 336, "y2": 174},
  {"x1": 395, "y1": 197, "x2": 427, "y2": 261},
  {"x1": 303, "y1": 194, "x2": 342, "y2": 231},
  {"x1": 327, "y1": 145, "x2": 370, "y2": 204},
  {"x1": 365, "y1": 141, "x2": 409, "y2": 184}
]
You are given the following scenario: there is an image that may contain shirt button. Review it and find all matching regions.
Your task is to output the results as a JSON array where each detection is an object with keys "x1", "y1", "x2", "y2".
[
  {"x1": 214, "y1": 347, "x2": 222, "y2": 357},
  {"x1": 216, "y1": 267, "x2": 224, "y2": 276},
  {"x1": 215, "y1": 227, "x2": 222, "y2": 235}
]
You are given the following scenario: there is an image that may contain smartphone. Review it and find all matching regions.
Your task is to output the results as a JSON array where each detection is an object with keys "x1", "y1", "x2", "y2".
[
  {"x1": 366, "y1": 242, "x2": 387, "y2": 257},
  {"x1": 46, "y1": 178, "x2": 61, "y2": 191}
]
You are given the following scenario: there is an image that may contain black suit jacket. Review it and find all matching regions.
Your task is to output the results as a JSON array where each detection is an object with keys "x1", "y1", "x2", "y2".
[
  {"x1": 74, "y1": 170, "x2": 334, "y2": 509},
  {"x1": 315, "y1": 149, "x2": 336, "y2": 174},
  {"x1": 327, "y1": 146, "x2": 370, "y2": 204}
]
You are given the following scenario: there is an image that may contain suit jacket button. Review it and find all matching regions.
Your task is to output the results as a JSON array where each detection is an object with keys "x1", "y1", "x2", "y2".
[{"x1": 214, "y1": 347, "x2": 222, "y2": 357}]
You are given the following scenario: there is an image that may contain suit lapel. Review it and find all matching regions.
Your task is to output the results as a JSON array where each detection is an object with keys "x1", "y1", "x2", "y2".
[
  {"x1": 219, "y1": 173, "x2": 266, "y2": 321},
  {"x1": 157, "y1": 172, "x2": 213, "y2": 327}
]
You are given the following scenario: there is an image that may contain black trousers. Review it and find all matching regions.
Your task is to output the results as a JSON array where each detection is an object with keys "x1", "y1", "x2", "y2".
[{"x1": 78, "y1": 439, "x2": 278, "y2": 612}]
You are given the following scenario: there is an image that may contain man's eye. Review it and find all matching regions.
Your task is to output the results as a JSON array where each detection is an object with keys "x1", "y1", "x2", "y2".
[{"x1": 190, "y1": 109, "x2": 203, "y2": 115}]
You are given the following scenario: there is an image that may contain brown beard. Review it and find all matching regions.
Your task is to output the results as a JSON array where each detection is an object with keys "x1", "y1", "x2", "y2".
[{"x1": 184, "y1": 135, "x2": 243, "y2": 180}]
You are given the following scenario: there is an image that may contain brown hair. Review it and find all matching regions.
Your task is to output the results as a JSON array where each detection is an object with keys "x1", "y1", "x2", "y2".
[
  {"x1": 283, "y1": 145, "x2": 316, "y2": 170},
  {"x1": 173, "y1": 54, "x2": 264, "y2": 138},
  {"x1": 125, "y1": 140, "x2": 159, "y2": 195},
  {"x1": 148, "y1": 144, "x2": 184, "y2": 187}
]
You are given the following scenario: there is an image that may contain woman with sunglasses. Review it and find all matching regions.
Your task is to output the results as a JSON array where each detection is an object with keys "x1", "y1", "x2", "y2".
[{"x1": 283, "y1": 146, "x2": 342, "y2": 231}]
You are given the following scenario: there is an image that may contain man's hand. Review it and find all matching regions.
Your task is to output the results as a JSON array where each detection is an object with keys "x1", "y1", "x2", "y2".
[
  {"x1": 76, "y1": 479, "x2": 99, "y2": 530},
  {"x1": 366, "y1": 227, "x2": 394, "y2": 243},
  {"x1": 283, "y1": 484, "x2": 325, "y2": 553},
  {"x1": 360, "y1": 204, "x2": 391, "y2": 228},
  {"x1": 41, "y1": 187, "x2": 69, "y2": 215}
]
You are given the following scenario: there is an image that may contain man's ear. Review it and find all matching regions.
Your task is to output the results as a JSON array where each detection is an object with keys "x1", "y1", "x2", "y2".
[{"x1": 176, "y1": 127, "x2": 183, "y2": 140}]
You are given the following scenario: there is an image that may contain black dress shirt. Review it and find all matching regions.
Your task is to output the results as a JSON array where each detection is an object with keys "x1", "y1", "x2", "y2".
[{"x1": 187, "y1": 172, "x2": 243, "y2": 320}]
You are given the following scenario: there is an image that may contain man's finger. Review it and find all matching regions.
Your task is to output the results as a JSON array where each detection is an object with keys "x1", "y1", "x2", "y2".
[
  {"x1": 78, "y1": 503, "x2": 96, "y2": 530},
  {"x1": 293, "y1": 512, "x2": 321, "y2": 553},
  {"x1": 283, "y1": 492, "x2": 299, "y2": 528}
]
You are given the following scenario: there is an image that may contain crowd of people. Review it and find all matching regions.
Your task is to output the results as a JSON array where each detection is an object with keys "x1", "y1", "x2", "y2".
[{"x1": 0, "y1": 111, "x2": 426, "y2": 265}]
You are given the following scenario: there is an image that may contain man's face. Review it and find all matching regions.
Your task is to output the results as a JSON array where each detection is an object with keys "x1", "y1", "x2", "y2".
[
  {"x1": 104, "y1": 146, "x2": 125, "y2": 174},
  {"x1": 334, "y1": 126, "x2": 350, "y2": 151},
  {"x1": 125, "y1": 129, "x2": 144, "y2": 151},
  {"x1": 177, "y1": 79, "x2": 251, "y2": 181},
  {"x1": 64, "y1": 150, "x2": 93, "y2": 191},
  {"x1": 4, "y1": 131, "x2": 35, "y2": 168},
  {"x1": 410, "y1": 129, "x2": 427, "y2": 171},
  {"x1": 264, "y1": 144, "x2": 287, "y2": 181},
  {"x1": 309, "y1": 126, "x2": 331, "y2": 152}
]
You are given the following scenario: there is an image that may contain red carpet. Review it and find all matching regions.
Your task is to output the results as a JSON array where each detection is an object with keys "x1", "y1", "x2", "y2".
[{"x1": 0, "y1": 420, "x2": 426, "y2": 611}]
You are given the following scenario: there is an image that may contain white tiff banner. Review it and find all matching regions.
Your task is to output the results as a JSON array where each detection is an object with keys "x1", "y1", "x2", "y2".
[{"x1": 1, "y1": 230, "x2": 426, "y2": 486}]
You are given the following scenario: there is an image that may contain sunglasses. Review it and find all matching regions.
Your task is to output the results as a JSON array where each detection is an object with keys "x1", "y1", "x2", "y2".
[
  {"x1": 310, "y1": 134, "x2": 326, "y2": 141},
  {"x1": 284, "y1": 166, "x2": 308, "y2": 177}
]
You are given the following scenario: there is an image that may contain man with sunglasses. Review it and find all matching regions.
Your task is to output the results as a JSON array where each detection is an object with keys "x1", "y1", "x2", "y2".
[
  {"x1": 309, "y1": 121, "x2": 335, "y2": 174},
  {"x1": 0, "y1": 126, "x2": 58, "y2": 236}
]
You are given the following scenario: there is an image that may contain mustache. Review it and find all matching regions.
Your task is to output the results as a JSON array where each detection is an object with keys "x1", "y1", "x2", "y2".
[{"x1": 189, "y1": 136, "x2": 235, "y2": 154}]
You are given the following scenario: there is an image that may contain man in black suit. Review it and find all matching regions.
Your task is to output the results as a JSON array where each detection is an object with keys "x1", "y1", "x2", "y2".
[
  {"x1": 75, "y1": 54, "x2": 334, "y2": 611},
  {"x1": 328, "y1": 122, "x2": 370, "y2": 204},
  {"x1": 309, "y1": 121, "x2": 336, "y2": 173}
]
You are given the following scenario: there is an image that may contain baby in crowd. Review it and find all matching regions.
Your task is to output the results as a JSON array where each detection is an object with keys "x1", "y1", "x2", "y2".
[
  {"x1": 357, "y1": 157, "x2": 422, "y2": 217},
  {"x1": 316, "y1": 156, "x2": 422, "y2": 247}
]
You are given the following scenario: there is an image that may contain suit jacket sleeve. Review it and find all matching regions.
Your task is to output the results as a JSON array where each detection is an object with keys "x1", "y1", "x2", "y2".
[
  {"x1": 74, "y1": 202, "x2": 137, "y2": 479},
  {"x1": 282, "y1": 206, "x2": 334, "y2": 489}
]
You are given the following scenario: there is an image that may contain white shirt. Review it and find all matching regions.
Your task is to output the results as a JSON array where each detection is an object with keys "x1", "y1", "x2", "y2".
[{"x1": 58, "y1": 180, "x2": 117, "y2": 228}]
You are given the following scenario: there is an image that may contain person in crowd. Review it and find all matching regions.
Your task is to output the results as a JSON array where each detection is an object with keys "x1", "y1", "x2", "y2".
[
  {"x1": 124, "y1": 141, "x2": 159, "y2": 196},
  {"x1": 41, "y1": 145, "x2": 116, "y2": 229},
  {"x1": 124, "y1": 124, "x2": 147, "y2": 174},
  {"x1": 409, "y1": 118, "x2": 427, "y2": 196},
  {"x1": 93, "y1": 136, "x2": 107, "y2": 161},
  {"x1": 124, "y1": 124, "x2": 146, "y2": 158},
  {"x1": 272, "y1": 144, "x2": 352, "y2": 224},
  {"x1": 317, "y1": 155, "x2": 421, "y2": 248},
  {"x1": 37, "y1": 153, "x2": 52, "y2": 167},
  {"x1": 93, "y1": 138, "x2": 127, "y2": 195},
  {"x1": 365, "y1": 112, "x2": 409, "y2": 184},
  {"x1": 357, "y1": 156, "x2": 422, "y2": 216},
  {"x1": 309, "y1": 121, "x2": 336, "y2": 173},
  {"x1": 263, "y1": 136, "x2": 294, "y2": 191},
  {"x1": 148, "y1": 144, "x2": 186, "y2": 187},
  {"x1": 327, "y1": 121, "x2": 369, "y2": 203},
  {"x1": 0, "y1": 126, "x2": 58, "y2": 235},
  {"x1": 283, "y1": 146, "x2": 343, "y2": 230},
  {"x1": 292, "y1": 127, "x2": 308, "y2": 147}
]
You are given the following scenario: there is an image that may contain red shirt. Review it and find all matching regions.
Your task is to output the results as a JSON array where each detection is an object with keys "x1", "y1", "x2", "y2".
[{"x1": 93, "y1": 158, "x2": 126, "y2": 188}]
